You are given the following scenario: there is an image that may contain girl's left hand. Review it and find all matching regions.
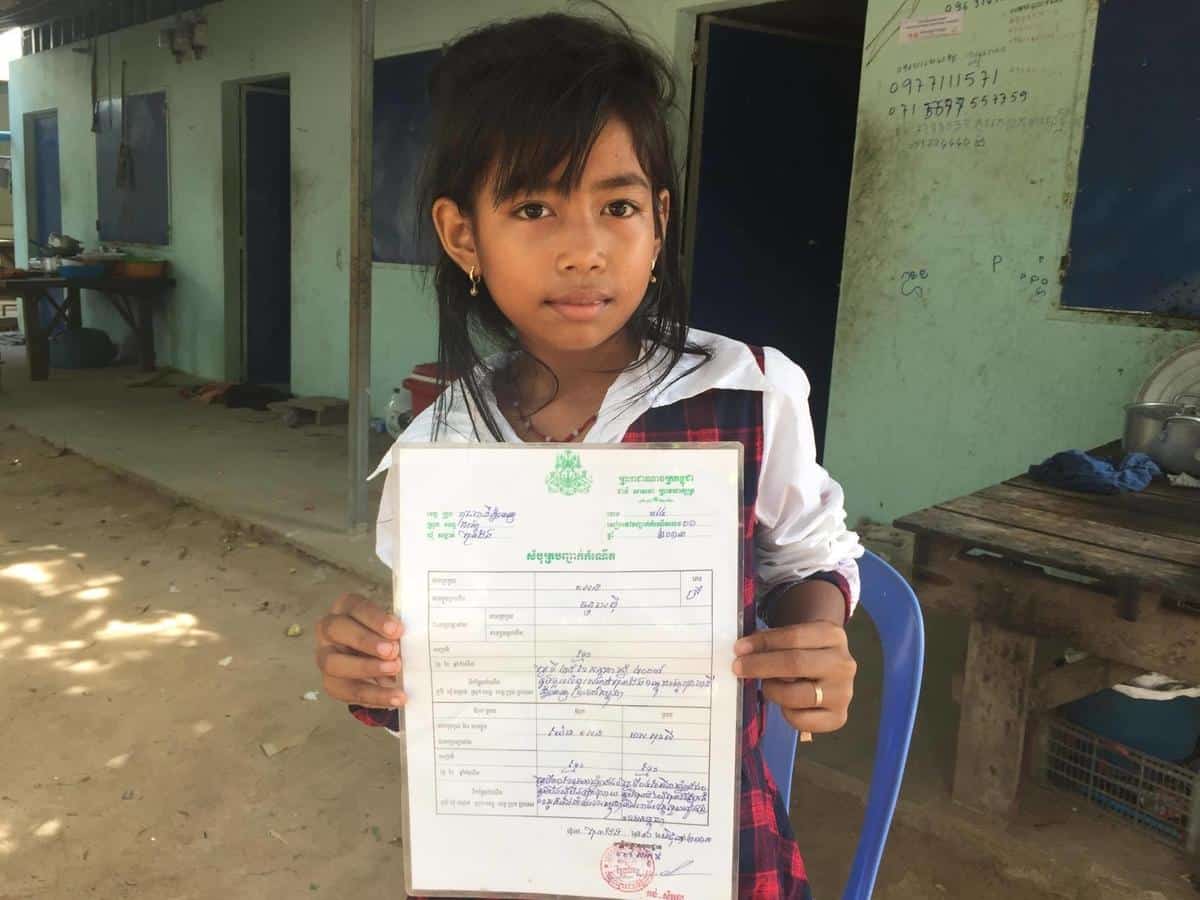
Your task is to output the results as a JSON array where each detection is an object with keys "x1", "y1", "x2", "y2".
[{"x1": 732, "y1": 622, "x2": 857, "y2": 735}]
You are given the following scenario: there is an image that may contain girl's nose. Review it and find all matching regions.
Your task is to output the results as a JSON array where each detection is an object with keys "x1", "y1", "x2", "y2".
[{"x1": 556, "y1": 221, "x2": 607, "y2": 274}]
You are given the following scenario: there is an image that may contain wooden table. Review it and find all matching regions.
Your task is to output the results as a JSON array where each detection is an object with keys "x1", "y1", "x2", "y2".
[
  {"x1": 0, "y1": 275, "x2": 173, "y2": 380},
  {"x1": 895, "y1": 450, "x2": 1200, "y2": 835}
]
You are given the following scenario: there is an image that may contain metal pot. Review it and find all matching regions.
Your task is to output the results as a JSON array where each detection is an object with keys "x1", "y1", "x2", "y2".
[
  {"x1": 1152, "y1": 415, "x2": 1200, "y2": 477},
  {"x1": 1124, "y1": 394, "x2": 1200, "y2": 455},
  {"x1": 1125, "y1": 402, "x2": 1182, "y2": 454}
]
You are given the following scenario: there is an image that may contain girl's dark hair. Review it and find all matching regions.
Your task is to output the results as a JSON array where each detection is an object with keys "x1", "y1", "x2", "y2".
[{"x1": 418, "y1": 4, "x2": 711, "y2": 439}]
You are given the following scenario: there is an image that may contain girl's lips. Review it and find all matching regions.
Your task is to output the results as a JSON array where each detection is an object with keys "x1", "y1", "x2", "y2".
[
  {"x1": 545, "y1": 289, "x2": 612, "y2": 321},
  {"x1": 548, "y1": 288, "x2": 611, "y2": 303},
  {"x1": 545, "y1": 298, "x2": 611, "y2": 322}
]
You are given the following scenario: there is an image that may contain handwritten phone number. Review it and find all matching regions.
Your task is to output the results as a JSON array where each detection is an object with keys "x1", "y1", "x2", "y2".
[
  {"x1": 890, "y1": 69, "x2": 999, "y2": 95},
  {"x1": 889, "y1": 91, "x2": 1030, "y2": 119},
  {"x1": 899, "y1": 113, "x2": 1066, "y2": 137},
  {"x1": 911, "y1": 136, "x2": 987, "y2": 151},
  {"x1": 945, "y1": 0, "x2": 1010, "y2": 10}
]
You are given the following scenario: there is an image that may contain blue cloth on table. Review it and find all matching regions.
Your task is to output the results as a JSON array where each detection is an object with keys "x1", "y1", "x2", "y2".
[{"x1": 1028, "y1": 450, "x2": 1161, "y2": 494}]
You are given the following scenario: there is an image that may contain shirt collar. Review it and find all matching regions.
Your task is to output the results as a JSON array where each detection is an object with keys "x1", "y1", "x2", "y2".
[
  {"x1": 481, "y1": 328, "x2": 769, "y2": 426},
  {"x1": 372, "y1": 328, "x2": 770, "y2": 475},
  {"x1": 645, "y1": 327, "x2": 770, "y2": 406}
]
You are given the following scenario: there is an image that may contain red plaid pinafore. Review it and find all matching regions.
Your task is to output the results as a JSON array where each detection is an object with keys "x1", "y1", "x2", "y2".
[{"x1": 354, "y1": 345, "x2": 813, "y2": 899}]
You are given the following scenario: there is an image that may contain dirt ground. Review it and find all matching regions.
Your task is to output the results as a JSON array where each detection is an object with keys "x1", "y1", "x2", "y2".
[{"x1": 0, "y1": 424, "x2": 1173, "y2": 899}]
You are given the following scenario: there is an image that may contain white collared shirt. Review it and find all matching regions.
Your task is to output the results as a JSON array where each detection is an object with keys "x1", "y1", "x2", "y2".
[{"x1": 372, "y1": 328, "x2": 863, "y2": 610}]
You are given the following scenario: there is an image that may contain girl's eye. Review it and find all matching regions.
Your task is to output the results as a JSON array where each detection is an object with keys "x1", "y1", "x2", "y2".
[
  {"x1": 605, "y1": 200, "x2": 640, "y2": 218},
  {"x1": 515, "y1": 203, "x2": 550, "y2": 220}
]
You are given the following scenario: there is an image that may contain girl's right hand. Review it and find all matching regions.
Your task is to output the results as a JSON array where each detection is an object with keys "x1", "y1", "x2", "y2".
[{"x1": 315, "y1": 592, "x2": 407, "y2": 709}]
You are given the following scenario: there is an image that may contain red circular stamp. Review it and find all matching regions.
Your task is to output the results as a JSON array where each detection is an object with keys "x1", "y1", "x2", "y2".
[{"x1": 600, "y1": 842, "x2": 656, "y2": 893}]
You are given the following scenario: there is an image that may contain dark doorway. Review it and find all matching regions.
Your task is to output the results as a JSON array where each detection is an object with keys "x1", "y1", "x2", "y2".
[
  {"x1": 240, "y1": 79, "x2": 292, "y2": 387},
  {"x1": 27, "y1": 109, "x2": 65, "y2": 333},
  {"x1": 684, "y1": 3, "x2": 867, "y2": 457}
]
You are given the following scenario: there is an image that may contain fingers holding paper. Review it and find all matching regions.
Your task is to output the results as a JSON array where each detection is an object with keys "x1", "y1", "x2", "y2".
[
  {"x1": 315, "y1": 592, "x2": 407, "y2": 709},
  {"x1": 731, "y1": 622, "x2": 857, "y2": 735}
]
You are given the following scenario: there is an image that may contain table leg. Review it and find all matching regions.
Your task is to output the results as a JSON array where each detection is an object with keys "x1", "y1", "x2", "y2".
[
  {"x1": 19, "y1": 291, "x2": 49, "y2": 381},
  {"x1": 952, "y1": 619, "x2": 1037, "y2": 816},
  {"x1": 67, "y1": 285, "x2": 82, "y2": 329},
  {"x1": 136, "y1": 295, "x2": 156, "y2": 372}
]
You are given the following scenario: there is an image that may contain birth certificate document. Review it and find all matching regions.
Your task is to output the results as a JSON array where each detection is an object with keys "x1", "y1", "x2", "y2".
[{"x1": 390, "y1": 444, "x2": 743, "y2": 900}]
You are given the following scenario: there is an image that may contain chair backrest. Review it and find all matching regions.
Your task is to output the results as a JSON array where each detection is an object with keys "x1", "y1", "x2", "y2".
[{"x1": 760, "y1": 550, "x2": 925, "y2": 900}]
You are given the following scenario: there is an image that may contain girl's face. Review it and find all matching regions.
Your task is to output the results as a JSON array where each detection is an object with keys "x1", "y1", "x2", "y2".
[{"x1": 434, "y1": 118, "x2": 669, "y2": 360}]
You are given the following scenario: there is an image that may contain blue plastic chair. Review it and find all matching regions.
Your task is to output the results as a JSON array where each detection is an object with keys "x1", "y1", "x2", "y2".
[{"x1": 761, "y1": 550, "x2": 925, "y2": 900}]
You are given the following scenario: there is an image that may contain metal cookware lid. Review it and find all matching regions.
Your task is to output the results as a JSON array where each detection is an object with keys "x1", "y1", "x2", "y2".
[{"x1": 1125, "y1": 401, "x2": 1182, "y2": 420}]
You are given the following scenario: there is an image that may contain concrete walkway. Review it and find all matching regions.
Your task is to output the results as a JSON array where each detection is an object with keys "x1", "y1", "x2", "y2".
[
  {"x1": 0, "y1": 345, "x2": 390, "y2": 585},
  {"x1": 1, "y1": 343, "x2": 1192, "y2": 898}
]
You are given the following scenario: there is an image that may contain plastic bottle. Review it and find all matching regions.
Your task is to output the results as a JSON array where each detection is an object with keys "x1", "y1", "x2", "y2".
[{"x1": 385, "y1": 387, "x2": 408, "y2": 437}]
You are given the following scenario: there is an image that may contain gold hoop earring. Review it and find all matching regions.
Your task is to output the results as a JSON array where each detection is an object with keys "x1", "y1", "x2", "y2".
[
  {"x1": 649, "y1": 261, "x2": 657, "y2": 284},
  {"x1": 469, "y1": 265, "x2": 481, "y2": 297}
]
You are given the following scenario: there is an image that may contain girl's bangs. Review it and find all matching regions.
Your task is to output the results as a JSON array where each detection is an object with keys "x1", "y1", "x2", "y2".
[{"x1": 480, "y1": 93, "x2": 656, "y2": 205}]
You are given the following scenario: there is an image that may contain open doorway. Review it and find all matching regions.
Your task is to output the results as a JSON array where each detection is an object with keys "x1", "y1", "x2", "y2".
[
  {"x1": 237, "y1": 77, "x2": 291, "y2": 388},
  {"x1": 683, "y1": 1, "x2": 867, "y2": 458}
]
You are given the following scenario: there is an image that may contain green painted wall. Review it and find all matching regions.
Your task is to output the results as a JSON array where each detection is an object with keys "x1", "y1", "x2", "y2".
[
  {"x1": 826, "y1": 0, "x2": 1196, "y2": 524},
  {"x1": 11, "y1": 0, "x2": 353, "y2": 386},
  {"x1": 9, "y1": 0, "x2": 1197, "y2": 525}
]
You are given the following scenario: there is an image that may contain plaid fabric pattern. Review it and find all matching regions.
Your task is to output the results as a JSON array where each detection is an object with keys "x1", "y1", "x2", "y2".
[
  {"x1": 348, "y1": 703, "x2": 397, "y2": 730},
  {"x1": 354, "y1": 342, "x2": 818, "y2": 898}
]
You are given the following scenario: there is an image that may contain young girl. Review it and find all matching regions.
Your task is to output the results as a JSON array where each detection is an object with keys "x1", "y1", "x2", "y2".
[{"x1": 315, "y1": 9, "x2": 863, "y2": 898}]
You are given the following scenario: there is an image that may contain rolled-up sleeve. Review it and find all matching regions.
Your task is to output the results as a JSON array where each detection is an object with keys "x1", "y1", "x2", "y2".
[
  {"x1": 374, "y1": 455, "x2": 400, "y2": 570},
  {"x1": 755, "y1": 346, "x2": 863, "y2": 617},
  {"x1": 372, "y1": 396, "x2": 485, "y2": 568},
  {"x1": 357, "y1": 405, "x2": 446, "y2": 734},
  {"x1": 371, "y1": 403, "x2": 445, "y2": 570}
]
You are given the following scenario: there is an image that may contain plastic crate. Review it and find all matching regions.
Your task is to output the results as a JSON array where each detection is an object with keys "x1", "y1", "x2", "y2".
[{"x1": 1043, "y1": 716, "x2": 1197, "y2": 850}]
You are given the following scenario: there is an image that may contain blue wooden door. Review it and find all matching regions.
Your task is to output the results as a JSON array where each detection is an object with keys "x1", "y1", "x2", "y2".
[{"x1": 30, "y1": 111, "x2": 65, "y2": 331}]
